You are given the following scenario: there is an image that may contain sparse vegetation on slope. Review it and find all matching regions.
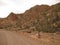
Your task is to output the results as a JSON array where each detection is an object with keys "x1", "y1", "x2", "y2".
[{"x1": 0, "y1": 3, "x2": 60, "y2": 33}]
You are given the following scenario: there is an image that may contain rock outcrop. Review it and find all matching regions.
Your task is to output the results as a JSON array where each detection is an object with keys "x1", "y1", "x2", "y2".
[{"x1": 0, "y1": 3, "x2": 60, "y2": 32}]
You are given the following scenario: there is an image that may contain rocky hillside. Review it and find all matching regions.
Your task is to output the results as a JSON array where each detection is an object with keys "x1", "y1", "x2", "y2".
[{"x1": 0, "y1": 3, "x2": 60, "y2": 32}]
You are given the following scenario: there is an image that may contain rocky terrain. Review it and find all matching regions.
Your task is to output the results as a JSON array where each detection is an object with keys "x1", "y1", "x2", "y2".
[
  {"x1": 0, "y1": 3, "x2": 60, "y2": 33},
  {"x1": 0, "y1": 3, "x2": 60, "y2": 45}
]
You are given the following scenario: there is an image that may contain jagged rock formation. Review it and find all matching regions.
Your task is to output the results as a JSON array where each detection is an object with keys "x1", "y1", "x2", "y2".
[{"x1": 0, "y1": 3, "x2": 60, "y2": 32}]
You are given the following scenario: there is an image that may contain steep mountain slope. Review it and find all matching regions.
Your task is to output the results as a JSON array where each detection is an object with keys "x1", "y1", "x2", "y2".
[{"x1": 0, "y1": 3, "x2": 60, "y2": 32}]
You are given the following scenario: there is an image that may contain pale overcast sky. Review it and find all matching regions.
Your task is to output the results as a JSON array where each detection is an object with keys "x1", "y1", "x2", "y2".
[{"x1": 0, "y1": 0, "x2": 60, "y2": 18}]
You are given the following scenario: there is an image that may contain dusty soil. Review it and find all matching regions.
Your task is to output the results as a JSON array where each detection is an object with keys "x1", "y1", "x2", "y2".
[
  {"x1": 0, "y1": 30, "x2": 60, "y2": 45},
  {"x1": 17, "y1": 31, "x2": 60, "y2": 45},
  {"x1": 0, "y1": 30, "x2": 41, "y2": 45}
]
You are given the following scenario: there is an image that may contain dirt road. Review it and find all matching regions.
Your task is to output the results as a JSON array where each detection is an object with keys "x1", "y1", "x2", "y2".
[
  {"x1": 0, "y1": 30, "x2": 60, "y2": 45},
  {"x1": 0, "y1": 30, "x2": 41, "y2": 45}
]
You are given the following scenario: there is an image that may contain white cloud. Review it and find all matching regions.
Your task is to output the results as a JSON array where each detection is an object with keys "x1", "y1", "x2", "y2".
[
  {"x1": 0, "y1": 1, "x2": 7, "y2": 6},
  {"x1": 0, "y1": 0, "x2": 60, "y2": 18},
  {"x1": 38, "y1": 0, "x2": 60, "y2": 5}
]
